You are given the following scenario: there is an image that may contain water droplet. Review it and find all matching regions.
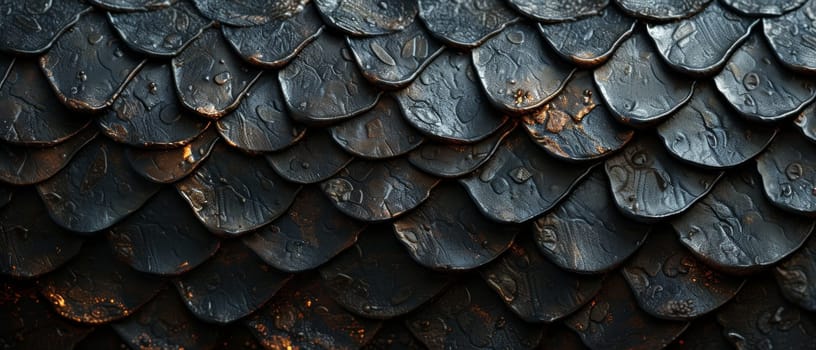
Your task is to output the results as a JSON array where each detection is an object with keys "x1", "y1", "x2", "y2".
[
  {"x1": 786, "y1": 162, "x2": 803, "y2": 180},
  {"x1": 76, "y1": 71, "x2": 87, "y2": 82},
  {"x1": 781, "y1": 183, "x2": 793, "y2": 197},
  {"x1": 214, "y1": 72, "x2": 231, "y2": 85},
  {"x1": 490, "y1": 178, "x2": 509, "y2": 194},
  {"x1": 506, "y1": 30, "x2": 524, "y2": 44},
  {"x1": 509, "y1": 167, "x2": 532, "y2": 184},
  {"x1": 147, "y1": 82, "x2": 158, "y2": 94},
  {"x1": 87, "y1": 32, "x2": 103, "y2": 45},
  {"x1": 743, "y1": 73, "x2": 760, "y2": 90}
]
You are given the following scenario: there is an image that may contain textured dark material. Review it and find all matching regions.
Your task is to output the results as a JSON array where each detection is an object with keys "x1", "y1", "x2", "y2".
[
  {"x1": 764, "y1": 0, "x2": 816, "y2": 73},
  {"x1": 346, "y1": 20, "x2": 444, "y2": 89},
  {"x1": 172, "y1": 29, "x2": 261, "y2": 119},
  {"x1": 538, "y1": 7, "x2": 636, "y2": 68},
  {"x1": 108, "y1": 187, "x2": 219, "y2": 276},
  {"x1": 125, "y1": 129, "x2": 219, "y2": 184},
  {"x1": 99, "y1": 62, "x2": 209, "y2": 148},
  {"x1": 280, "y1": 32, "x2": 381, "y2": 124},
  {"x1": 615, "y1": 0, "x2": 712, "y2": 20},
  {"x1": 534, "y1": 169, "x2": 650, "y2": 273},
  {"x1": 40, "y1": 12, "x2": 145, "y2": 112},
  {"x1": 314, "y1": 0, "x2": 417, "y2": 36},
  {"x1": 622, "y1": 230, "x2": 744, "y2": 320},
  {"x1": 243, "y1": 186, "x2": 365, "y2": 273},
  {"x1": 714, "y1": 34, "x2": 816, "y2": 122},
  {"x1": 657, "y1": 82, "x2": 777, "y2": 168},
  {"x1": 521, "y1": 71, "x2": 633, "y2": 161},
  {"x1": 460, "y1": 130, "x2": 594, "y2": 223},
  {"x1": 216, "y1": 73, "x2": 305, "y2": 153},
  {"x1": 0, "y1": 188, "x2": 84, "y2": 278},
  {"x1": 605, "y1": 135, "x2": 723, "y2": 221},
  {"x1": 406, "y1": 278, "x2": 543, "y2": 349},
  {"x1": 472, "y1": 23, "x2": 575, "y2": 113},
  {"x1": 672, "y1": 168, "x2": 814, "y2": 274},
  {"x1": 174, "y1": 241, "x2": 291, "y2": 324},
  {"x1": 393, "y1": 182, "x2": 517, "y2": 270},
  {"x1": 320, "y1": 227, "x2": 449, "y2": 319},
  {"x1": 221, "y1": 4, "x2": 323, "y2": 69},
  {"x1": 0, "y1": 60, "x2": 91, "y2": 145},
  {"x1": 0, "y1": 0, "x2": 90, "y2": 54},
  {"x1": 395, "y1": 51, "x2": 507, "y2": 142},
  {"x1": 595, "y1": 32, "x2": 695, "y2": 127},
  {"x1": 509, "y1": 0, "x2": 608, "y2": 22},
  {"x1": 107, "y1": 1, "x2": 211, "y2": 57},
  {"x1": 481, "y1": 237, "x2": 603, "y2": 323},
  {"x1": 175, "y1": 143, "x2": 301, "y2": 235},
  {"x1": 565, "y1": 274, "x2": 689, "y2": 350},
  {"x1": 36, "y1": 138, "x2": 161, "y2": 233},
  {"x1": 321, "y1": 158, "x2": 439, "y2": 221},
  {"x1": 4, "y1": 1, "x2": 816, "y2": 348},
  {"x1": 646, "y1": 2, "x2": 756, "y2": 76},
  {"x1": 417, "y1": 0, "x2": 518, "y2": 48}
]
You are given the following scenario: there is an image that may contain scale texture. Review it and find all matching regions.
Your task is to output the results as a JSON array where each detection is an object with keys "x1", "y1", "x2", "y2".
[{"x1": 1, "y1": 1, "x2": 816, "y2": 349}]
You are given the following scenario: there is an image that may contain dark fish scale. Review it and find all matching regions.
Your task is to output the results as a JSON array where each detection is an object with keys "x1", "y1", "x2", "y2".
[
  {"x1": 107, "y1": 0, "x2": 212, "y2": 57},
  {"x1": 111, "y1": 288, "x2": 220, "y2": 350},
  {"x1": 346, "y1": 19, "x2": 445, "y2": 89},
  {"x1": 0, "y1": 127, "x2": 97, "y2": 185},
  {"x1": 508, "y1": 0, "x2": 609, "y2": 22},
  {"x1": 408, "y1": 120, "x2": 515, "y2": 178},
  {"x1": 615, "y1": 0, "x2": 712, "y2": 20},
  {"x1": 406, "y1": 277, "x2": 544, "y2": 349},
  {"x1": 722, "y1": 0, "x2": 809, "y2": 16},
  {"x1": 125, "y1": 128, "x2": 219, "y2": 184},
  {"x1": 266, "y1": 129, "x2": 354, "y2": 184},
  {"x1": 538, "y1": 6, "x2": 636, "y2": 68},
  {"x1": 472, "y1": 23, "x2": 576, "y2": 114},
  {"x1": 671, "y1": 167, "x2": 814, "y2": 274},
  {"x1": 521, "y1": 71, "x2": 633, "y2": 162},
  {"x1": 38, "y1": 239, "x2": 162, "y2": 324},
  {"x1": 330, "y1": 95, "x2": 424, "y2": 159},
  {"x1": 565, "y1": 273, "x2": 690, "y2": 350},
  {"x1": 656, "y1": 81, "x2": 778, "y2": 169},
  {"x1": 418, "y1": 0, "x2": 518, "y2": 48},
  {"x1": 714, "y1": 34, "x2": 816, "y2": 122},
  {"x1": 243, "y1": 186, "x2": 366, "y2": 273},
  {"x1": 314, "y1": 0, "x2": 418, "y2": 36},
  {"x1": 35, "y1": 138, "x2": 162, "y2": 233},
  {"x1": 216, "y1": 73, "x2": 305, "y2": 153},
  {"x1": 0, "y1": 60, "x2": 91, "y2": 146},
  {"x1": 534, "y1": 169, "x2": 650, "y2": 274},
  {"x1": 716, "y1": 274, "x2": 816, "y2": 350},
  {"x1": 0, "y1": 0, "x2": 91, "y2": 54},
  {"x1": 175, "y1": 142, "x2": 301, "y2": 235},
  {"x1": 0, "y1": 188, "x2": 85, "y2": 278},
  {"x1": 622, "y1": 229, "x2": 745, "y2": 320},
  {"x1": 98, "y1": 62, "x2": 209, "y2": 148},
  {"x1": 279, "y1": 32, "x2": 382, "y2": 125},
  {"x1": 460, "y1": 130, "x2": 595, "y2": 223},
  {"x1": 89, "y1": 0, "x2": 176, "y2": 12},
  {"x1": 107, "y1": 187, "x2": 220, "y2": 276},
  {"x1": 221, "y1": 3, "x2": 323, "y2": 69},
  {"x1": 40, "y1": 11, "x2": 146, "y2": 112},
  {"x1": 319, "y1": 226, "x2": 449, "y2": 319},
  {"x1": 174, "y1": 240, "x2": 291, "y2": 324},
  {"x1": 321, "y1": 158, "x2": 439, "y2": 222},
  {"x1": 774, "y1": 235, "x2": 816, "y2": 311},
  {"x1": 393, "y1": 182, "x2": 518, "y2": 271},
  {"x1": 192, "y1": 0, "x2": 309, "y2": 27},
  {"x1": 756, "y1": 128, "x2": 816, "y2": 216},
  {"x1": 172, "y1": 28, "x2": 262, "y2": 119},
  {"x1": 480, "y1": 236, "x2": 603, "y2": 323},
  {"x1": 764, "y1": 0, "x2": 816, "y2": 73},
  {"x1": 594, "y1": 32, "x2": 696, "y2": 127},
  {"x1": 646, "y1": 2, "x2": 757, "y2": 77}
]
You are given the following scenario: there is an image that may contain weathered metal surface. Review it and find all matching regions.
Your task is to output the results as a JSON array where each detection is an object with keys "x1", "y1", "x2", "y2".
[
  {"x1": 538, "y1": 7, "x2": 636, "y2": 68},
  {"x1": 107, "y1": 1, "x2": 211, "y2": 57}
]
